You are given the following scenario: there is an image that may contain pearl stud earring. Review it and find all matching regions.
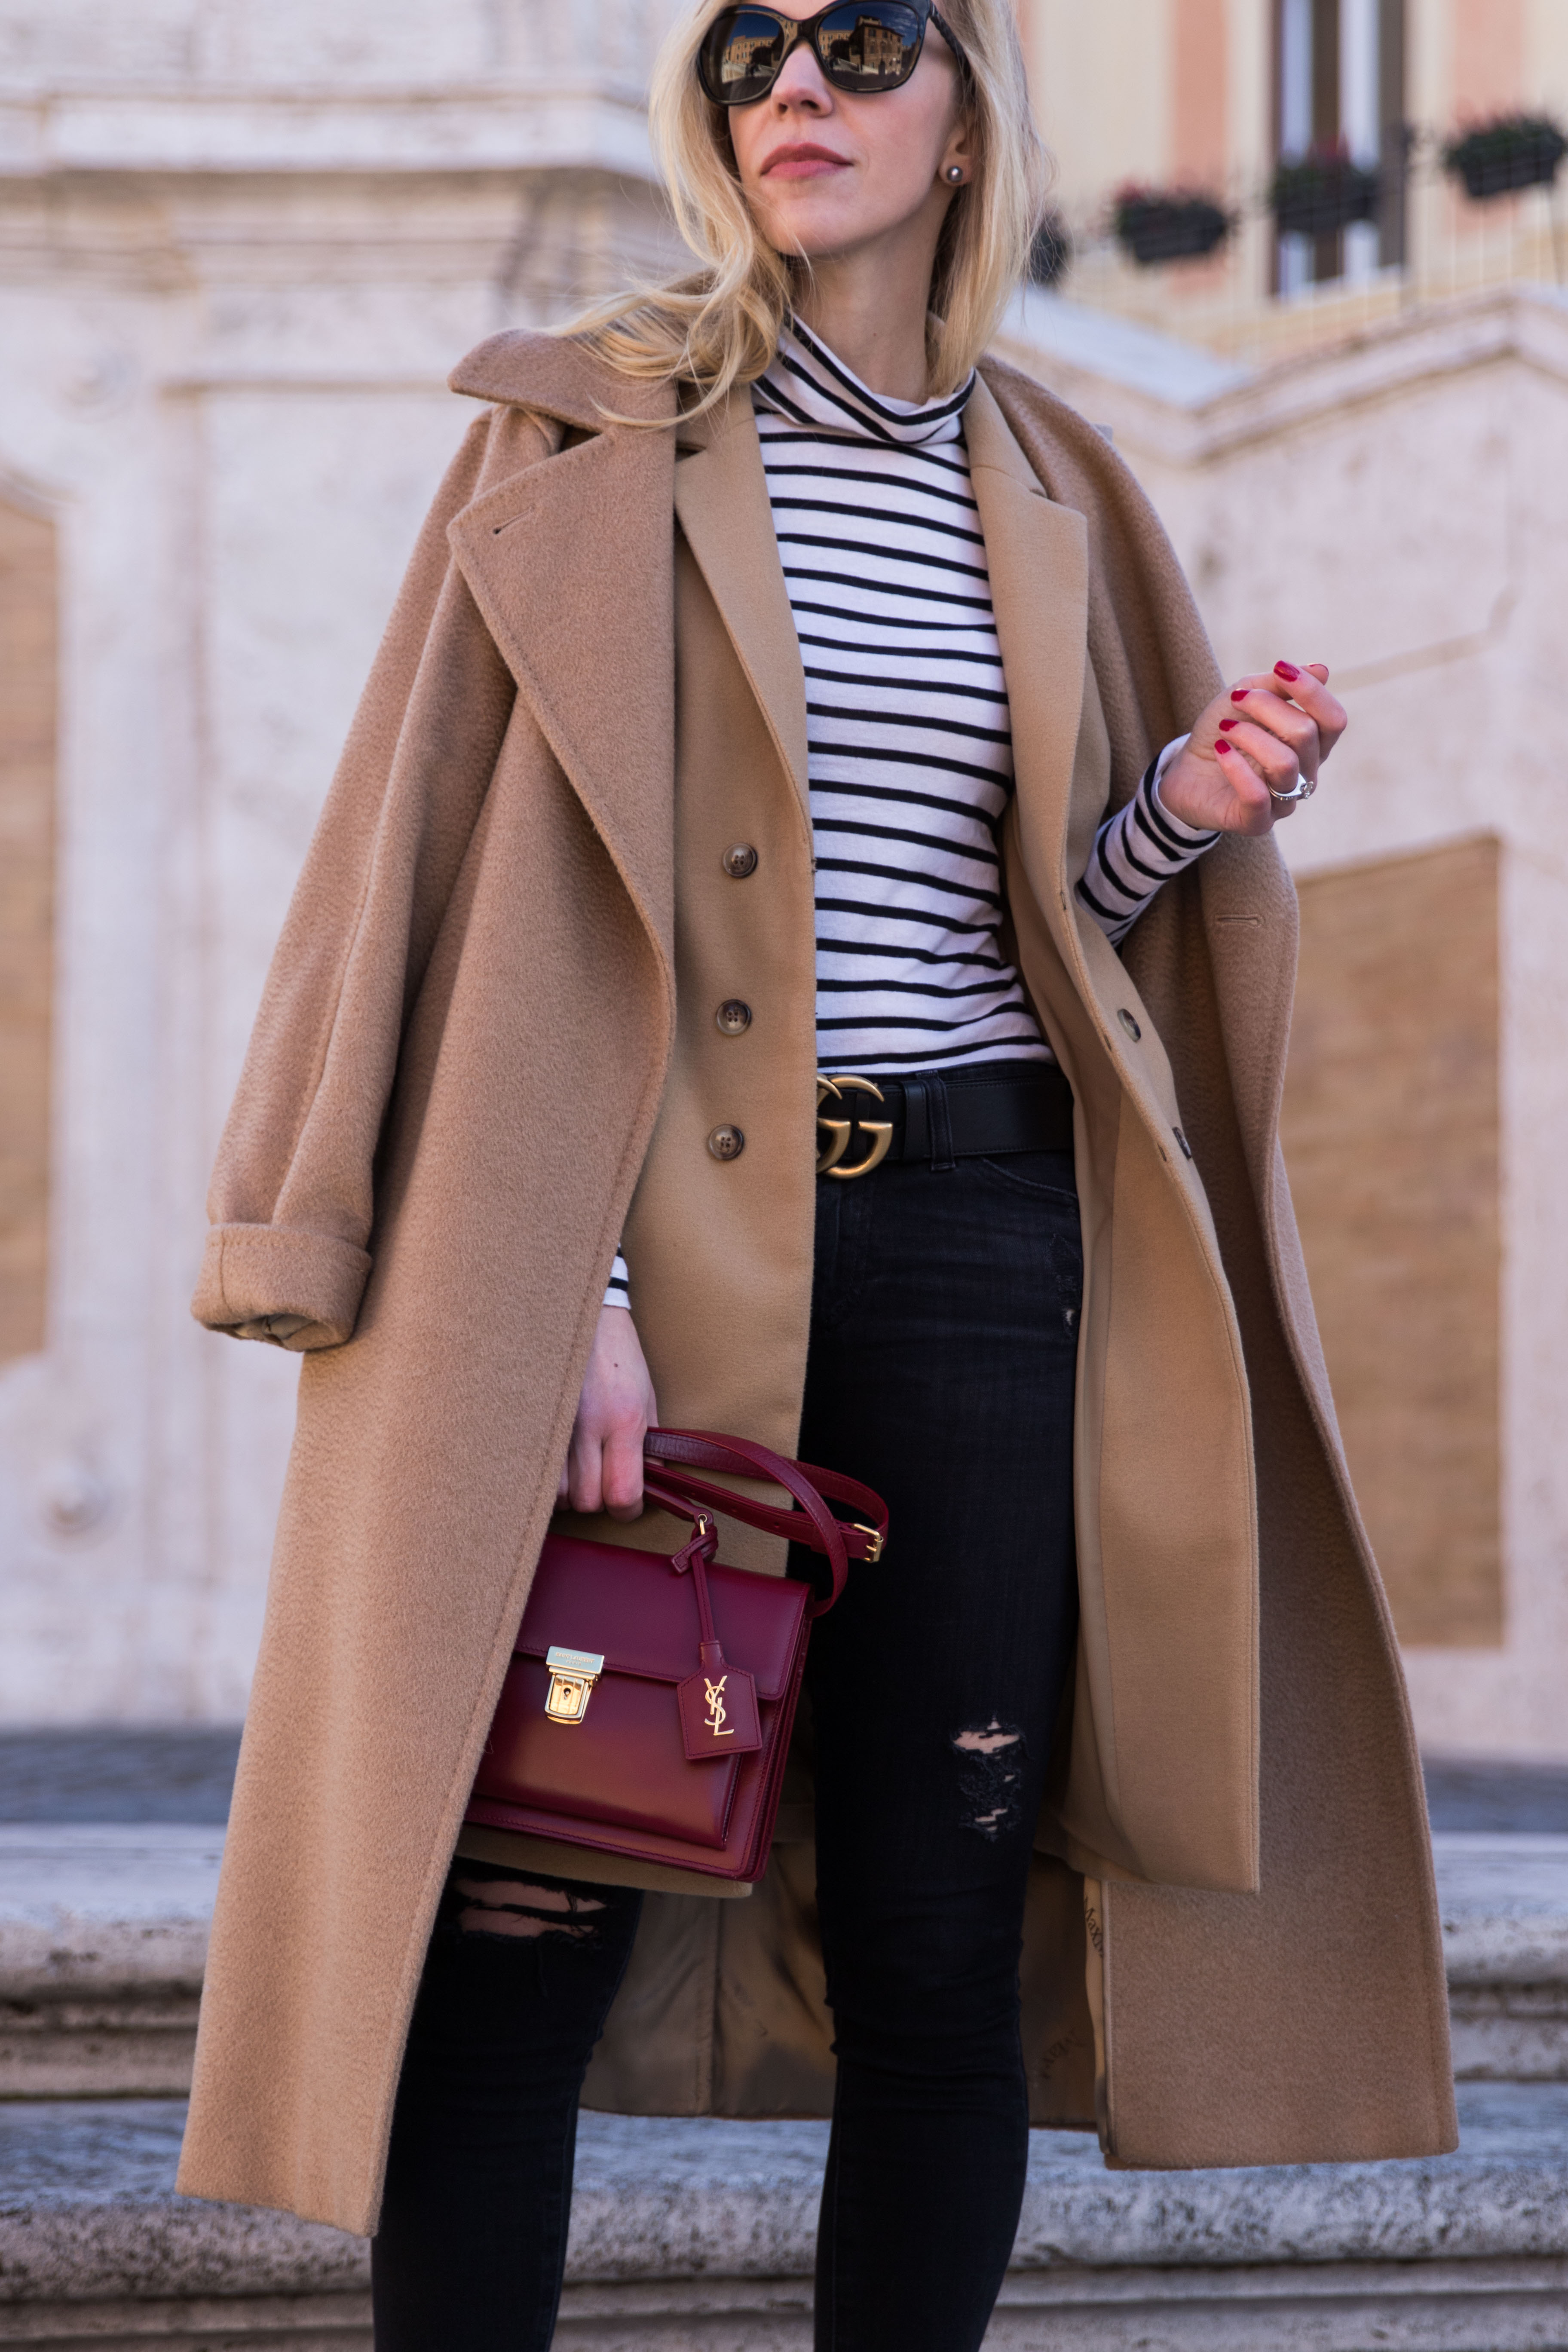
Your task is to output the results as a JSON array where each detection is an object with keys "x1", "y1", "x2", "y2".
[{"x1": 946, "y1": 164, "x2": 964, "y2": 183}]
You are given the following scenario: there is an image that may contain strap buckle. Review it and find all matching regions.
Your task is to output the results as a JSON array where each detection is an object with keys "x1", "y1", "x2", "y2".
[{"x1": 817, "y1": 1075, "x2": 894, "y2": 1180}]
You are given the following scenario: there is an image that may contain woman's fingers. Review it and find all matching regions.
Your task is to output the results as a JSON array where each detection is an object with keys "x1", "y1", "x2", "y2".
[
  {"x1": 600, "y1": 1406, "x2": 653, "y2": 1522},
  {"x1": 1210, "y1": 739, "x2": 1277, "y2": 832},
  {"x1": 1220, "y1": 714, "x2": 1311, "y2": 798},
  {"x1": 1226, "y1": 687, "x2": 1319, "y2": 780},
  {"x1": 567, "y1": 1421, "x2": 641, "y2": 1519},
  {"x1": 561, "y1": 1305, "x2": 658, "y2": 1519},
  {"x1": 1226, "y1": 662, "x2": 1346, "y2": 776},
  {"x1": 1133, "y1": 658, "x2": 1347, "y2": 839}
]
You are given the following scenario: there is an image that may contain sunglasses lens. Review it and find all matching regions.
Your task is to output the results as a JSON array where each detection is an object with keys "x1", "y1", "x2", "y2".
[
  {"x1": 817, "y1": 3, "x2": 923, "y2": 90},
  {"x1": 701, "y1": 10, "x2": 791, "y2": 104}
]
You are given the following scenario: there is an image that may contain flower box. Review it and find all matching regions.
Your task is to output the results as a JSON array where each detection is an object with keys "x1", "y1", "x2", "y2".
[
  {"x1": 1112, "y1": 188, "x2": 1232, "y2": 267},
  {"x1": 1443, "y1": 115, "x2": 1567, "y2": 202},
  {"x1": 1270, "y1": 152, "x2": 1380, "y2": 239}
]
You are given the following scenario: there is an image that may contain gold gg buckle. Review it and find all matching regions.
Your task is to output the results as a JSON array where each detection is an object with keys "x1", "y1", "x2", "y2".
[
  {"x1": 816, "y1": 1075, "x2": 894, "y2": 1180},
  {"x1": 544, "y1": 1645, "x2": 604, "y2": 1725}
]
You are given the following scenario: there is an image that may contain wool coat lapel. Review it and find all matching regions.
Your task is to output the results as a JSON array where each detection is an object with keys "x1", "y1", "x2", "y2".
[
  {"x1": 673, "y1": 396, "x2": 812, "y2": 845},
  {"x1": 447, "y1": 347, "x2": 680, "y2": 972},
  {"x1": 963, "y1": 374, "x2": 1090, "y2": 937}
]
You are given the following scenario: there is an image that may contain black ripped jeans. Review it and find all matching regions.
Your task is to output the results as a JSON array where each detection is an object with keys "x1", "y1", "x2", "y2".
[{"x1": 373, "y1": 1145, "x2": 1082, "y2": 2352}]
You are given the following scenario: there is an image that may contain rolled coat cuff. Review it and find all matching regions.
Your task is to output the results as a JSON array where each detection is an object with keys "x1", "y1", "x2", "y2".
[{"x1": 192, "y1": 1224, "x2": 372, "y2": 1351}]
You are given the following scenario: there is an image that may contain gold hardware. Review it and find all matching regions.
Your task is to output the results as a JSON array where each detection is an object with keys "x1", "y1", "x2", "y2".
[
  {"x1": 854, "y1": 1522, "x2": 885, "y2": 1564},
  {"x1": 544, "y1": 1645, "x2": 604, "y2": 1725},
  {"x1": 703, "y1": 1675, "x2": 735, "y2": 1739},
  {"x1": 816, "y1": 1075, "x2": 850, "y2": 1173},
  {"x1": 816, "y1": 1074, "x2": 893, "y2": 1181}
]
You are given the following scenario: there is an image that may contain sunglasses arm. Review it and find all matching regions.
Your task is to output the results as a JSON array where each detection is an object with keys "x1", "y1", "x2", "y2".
[{"x1": 928, "y1": 7, "x2": 971, "y2": 79}]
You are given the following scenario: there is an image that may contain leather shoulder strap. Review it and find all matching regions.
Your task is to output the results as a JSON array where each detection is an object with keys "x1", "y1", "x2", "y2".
[{"x1": 643, "y1": 1429, "x2": 888, "y2": 1614}]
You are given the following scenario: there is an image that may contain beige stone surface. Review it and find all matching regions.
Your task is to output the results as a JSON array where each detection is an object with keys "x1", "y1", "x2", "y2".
[
  {"x1": 0, "y1": 491, "x2": 53, "y2": 1366},
  {"x1": 1281, "y1": 838, "x2": 1502, "y2": 1649}
]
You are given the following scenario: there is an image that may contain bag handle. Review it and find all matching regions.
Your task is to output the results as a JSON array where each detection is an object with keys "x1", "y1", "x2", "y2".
[{"x1": 642, "y1": 1428, "x2": 888, "y2": 1616}]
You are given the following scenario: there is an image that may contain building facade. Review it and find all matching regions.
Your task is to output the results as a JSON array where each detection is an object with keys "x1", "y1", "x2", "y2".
[
  {"x1": 1027, "y1": 0, "x2": 1568, "y2": 361},
  {"x1": 1, "y1": 0, "x2": 1565, "y2": 1755}
]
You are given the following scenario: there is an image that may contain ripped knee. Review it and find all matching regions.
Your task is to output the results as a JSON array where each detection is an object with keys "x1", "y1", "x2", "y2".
[
  {"x1": 450, "y1": 1874, "x2": 607, "y2": 1942},
  {"x1": 950, "y1": 1721, "x2": 1026, "y2": 1842}
]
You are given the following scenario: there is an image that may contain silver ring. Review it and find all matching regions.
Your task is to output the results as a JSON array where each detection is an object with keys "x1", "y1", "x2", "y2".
[{"x1": 1270, "y1": 771, "x2": 1315, "y2": 805}]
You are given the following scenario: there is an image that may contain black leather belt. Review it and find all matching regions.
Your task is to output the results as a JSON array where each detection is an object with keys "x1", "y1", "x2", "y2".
[{"x1": 815, "y1": 1062, "x2": 1075, "y2": 1179}]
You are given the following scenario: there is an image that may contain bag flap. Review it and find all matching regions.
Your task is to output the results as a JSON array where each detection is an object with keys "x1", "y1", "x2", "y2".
[{"x1": 517, "y1": 1532, "x2": 808, "y2": 1702}]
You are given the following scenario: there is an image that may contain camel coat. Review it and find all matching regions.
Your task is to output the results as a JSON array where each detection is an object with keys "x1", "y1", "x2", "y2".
[{"x1": 178, "y1": 329, "x2": 1456, "y2": 2236}]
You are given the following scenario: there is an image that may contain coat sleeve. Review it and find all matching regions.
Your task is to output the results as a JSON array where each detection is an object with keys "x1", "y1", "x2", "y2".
[{"x1": 191, "y1": 405, "x2": 535, "y2": 1350}]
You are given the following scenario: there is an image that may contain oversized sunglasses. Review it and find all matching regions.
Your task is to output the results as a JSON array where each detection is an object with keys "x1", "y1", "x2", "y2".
[{"x1": 698, "y1": 2, "x2": 969, "y2": 107}]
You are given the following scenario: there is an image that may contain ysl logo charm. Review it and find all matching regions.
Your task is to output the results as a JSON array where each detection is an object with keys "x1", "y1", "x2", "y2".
[{"x1": 679, "y1": 1661, "x2": 762, "y2": 1761}]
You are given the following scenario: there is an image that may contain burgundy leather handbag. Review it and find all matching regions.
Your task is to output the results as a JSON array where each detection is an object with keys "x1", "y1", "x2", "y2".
[{"x1": 465, "y1": 1430, "x2": 888, "y2": 1883}]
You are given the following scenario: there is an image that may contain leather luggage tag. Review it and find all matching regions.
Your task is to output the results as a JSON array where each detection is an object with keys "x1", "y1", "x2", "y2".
[{"x1": 677, "y1": 1664, "x2": 762, "y2": 1761}]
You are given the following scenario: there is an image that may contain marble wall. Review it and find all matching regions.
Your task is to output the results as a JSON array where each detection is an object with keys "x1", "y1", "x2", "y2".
[
  {"x1": 1, "y1": 3, "x2": 1564, "y2": 1758},
  {"x1": 0, "y1": 0, "x2": 679, "y2": 1720}
]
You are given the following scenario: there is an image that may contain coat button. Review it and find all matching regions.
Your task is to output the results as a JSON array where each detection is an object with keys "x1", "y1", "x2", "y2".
[
  {"x1": 1118, "y1": 1008, "x2": 1142, "y2": 1041},
  {"x1": 707, "y1": 1124, "x2": 745, "y2": 1161},
  {"x1": 722, "y1": 843, "x2": 758, "y2": 879},
  {"x1": 716, "y1": 999, "x2": 752, "y2": 1036}
]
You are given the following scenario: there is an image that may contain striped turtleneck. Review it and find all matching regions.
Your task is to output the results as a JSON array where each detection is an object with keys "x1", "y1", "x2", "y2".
[
  {"x1": 602, "y1": 324, "x2": 1218, "y2": 1307},
  {"x1": 753, "y1": 320, "x2": 1218, "y2": 1073}
]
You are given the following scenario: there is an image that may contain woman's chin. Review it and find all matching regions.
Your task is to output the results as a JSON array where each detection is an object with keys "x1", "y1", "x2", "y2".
[{"x1": 755, "y1": 193, "x2": 878, "y2": 256}]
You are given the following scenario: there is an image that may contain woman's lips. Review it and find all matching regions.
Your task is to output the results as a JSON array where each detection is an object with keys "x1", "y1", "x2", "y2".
[{"x1": 763, "y1": 144, "x2": 852, "y2": 178}]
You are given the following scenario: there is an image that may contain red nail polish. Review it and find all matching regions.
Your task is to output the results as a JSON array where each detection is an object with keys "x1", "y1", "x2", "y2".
[
  {"x1": 1274, "y1": 660, "x2": 1300, "y2": 681},
  {"x1": 1230, "y1": 688, "x2": 1249, "y2": 703},
  {"x1": 1215, "y1": 739, "x2": 1233, "y2": 755},
  {"x1": 1219, "y1": 717, "x2": 1239, "y2": 732}
]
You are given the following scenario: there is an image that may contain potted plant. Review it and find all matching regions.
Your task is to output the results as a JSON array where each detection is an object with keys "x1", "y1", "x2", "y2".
[
  {"x1": 1111, "y1": 185, "x2": 1233, "y2": 267},
  {"x1": 1270, "y1": 147, "x2": 1380, "y2": 238},
  {"x1": 1028, "y1": 211, "x2": 1072, "y2": 288},
  {"x1": 1443, "y1": 113, "x2": 1567, "y2": 201}
]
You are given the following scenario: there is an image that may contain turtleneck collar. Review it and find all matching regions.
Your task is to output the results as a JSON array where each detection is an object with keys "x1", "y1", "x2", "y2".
[{"x1": 754, "y1": 318, "x2": 974, "y2": 447}]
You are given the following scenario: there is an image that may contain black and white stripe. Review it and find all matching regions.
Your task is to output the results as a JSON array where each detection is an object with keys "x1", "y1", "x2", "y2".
[
  {"x1": 754, "y1": 322, "x2": 1216, "y2": 1076},
  {"x1": 1080, "y1": 738, "x2": 1218, "y2": 945},
  {"x1": 606, "y1": 328, "x2": 1217, "y2": 1304}
]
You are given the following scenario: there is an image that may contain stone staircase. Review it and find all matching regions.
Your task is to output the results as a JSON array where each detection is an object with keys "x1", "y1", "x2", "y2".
[{"x1": 0, "y1": 1816, "x2": 1564, "y2": 2348}]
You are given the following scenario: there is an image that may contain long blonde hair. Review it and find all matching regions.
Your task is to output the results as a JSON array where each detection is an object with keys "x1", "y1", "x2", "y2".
[{"x1": 569, "y1": 0, "x2": 1049, "y2": 410}]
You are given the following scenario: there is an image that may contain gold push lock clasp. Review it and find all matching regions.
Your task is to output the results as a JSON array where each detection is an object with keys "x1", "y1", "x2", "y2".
[{"x1": 544, "y1": 1645, "x2": 605, "y2": 1725}]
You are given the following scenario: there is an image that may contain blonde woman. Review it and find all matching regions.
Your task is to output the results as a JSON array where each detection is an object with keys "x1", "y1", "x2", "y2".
[{"x1": 178, "y1": 2, "x2": 1457, "y2": 2345}]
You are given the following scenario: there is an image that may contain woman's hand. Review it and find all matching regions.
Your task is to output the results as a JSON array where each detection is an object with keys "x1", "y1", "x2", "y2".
[
  {"x1": 1157, "y1": 661, "x2": 1347, "y2": 836},
  {"x1": 558, "y1": 1305, "x2": 658, "y2": 1521}
]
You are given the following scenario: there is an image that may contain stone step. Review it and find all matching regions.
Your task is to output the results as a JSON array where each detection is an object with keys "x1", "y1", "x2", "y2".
[
  {"x1": 1442, "y1": 1835, "x2": 1568, "y2": 2083},
  {"x1": 2, "y1": 1827, "x2": 1565, "y2": 2100},
  {"x1": 0, "y1": 2086, "x2": 1565, "y2": 2349},
  {"x1": 0, "y1": 1828, "x2": 216, "y2": 2099}
]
